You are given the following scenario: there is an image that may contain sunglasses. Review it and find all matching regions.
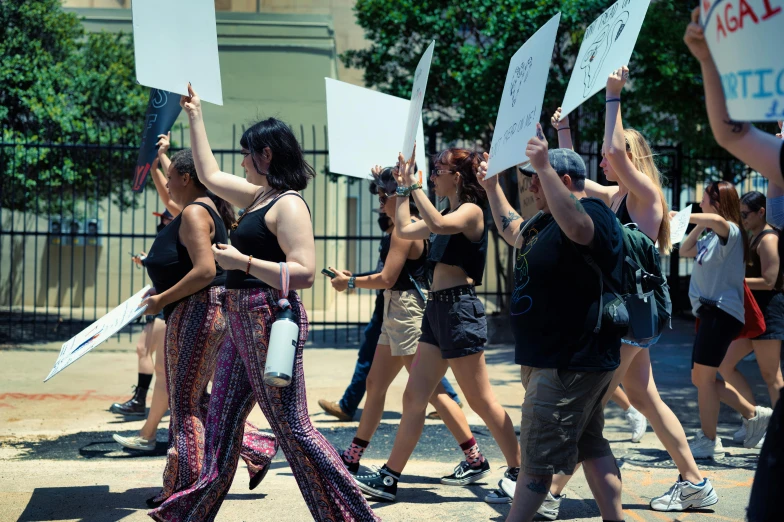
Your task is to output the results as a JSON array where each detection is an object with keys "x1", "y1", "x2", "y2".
[
  {"x1": 431, "y1": 169, "x2": 453, "y2": 178},
  {"x1": 378, "y1": 192, "x2": 397, "y2": 204},
  {"x1": 740, "y1": 210, "x2": 753, "y2": 219}
]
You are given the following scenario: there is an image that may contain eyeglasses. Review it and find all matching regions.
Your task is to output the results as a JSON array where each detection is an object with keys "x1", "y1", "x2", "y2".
[
  {"x1": 432, "y1": 169, "x2": 453, "y2": 177},
  {"x1": 378, "y1": 193, "x2": 397, "y2": 204},
  {"x1": 740, "y1": 211, "x2": 752, "y2": 219},
  {"x1": 240, "y1": 151, "x2": 250, "y2": 158}
]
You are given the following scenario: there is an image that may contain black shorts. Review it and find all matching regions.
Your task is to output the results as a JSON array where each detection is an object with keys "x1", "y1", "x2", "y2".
[
  {"x1": 419, "y1": 286, "x2": 487, "y2": 359},
  {"x1": 692, "y1": 304, "x2": 744, "y2": 368},
  {"x1": 754, "y1": 292, "x2": 784, "y2": 341}
]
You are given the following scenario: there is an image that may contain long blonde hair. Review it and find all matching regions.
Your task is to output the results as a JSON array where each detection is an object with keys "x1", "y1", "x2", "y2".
[{"x1": 624, "y1": 128, "x2": 671, "y2": 255}]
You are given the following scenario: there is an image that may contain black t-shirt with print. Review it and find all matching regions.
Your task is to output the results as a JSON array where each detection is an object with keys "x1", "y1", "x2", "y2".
[{"x1": 511, "y1": 197, "x2": 624, "y2": 371}]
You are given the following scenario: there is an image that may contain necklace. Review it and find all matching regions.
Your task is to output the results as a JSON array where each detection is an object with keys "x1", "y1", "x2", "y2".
[{"x1": 231, "y1": 188, "x2": 279, "y2": 231}]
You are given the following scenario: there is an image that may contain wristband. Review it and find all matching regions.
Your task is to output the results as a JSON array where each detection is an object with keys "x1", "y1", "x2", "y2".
[
  {"x1": 605, "y1": 98, "x2": 621, "y2": 103},
  {"x1": 395, "y1": 185, "x2": 411, "y2": 197},
  {"x1": 557, "y1": 127, "x2": 571, "y2": 131},
  {"x1": 246, "y1": 255, "x2": 253, "y2": 275},
  {"x1": 409, "y1": 182, "x2": 423, "y2": 193},
  {"x1": 348, "y1": 276, "x2": 356, "y2": 289}
]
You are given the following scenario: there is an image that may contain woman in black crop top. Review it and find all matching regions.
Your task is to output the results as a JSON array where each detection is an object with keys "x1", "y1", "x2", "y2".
[
  {"x1": 355, "y1": 147, "x2": 522, "y2": 502},
  {"x1": 326, "y1": 166, "x2": 474, "y2": 477},
  {"x1": 151, "y1": 85, "x2": 379, "y2": 522}
]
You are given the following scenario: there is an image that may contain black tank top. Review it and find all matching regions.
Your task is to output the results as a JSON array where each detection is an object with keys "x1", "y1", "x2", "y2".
[
  {"x1": 226, "y1": 192, "x2": 310, "y2": 289},
  {"x1": 427, "y1": 209, "x2": 488, "y2": 286},
  {"x1": 613, "y1": 194, "x2": 633, "y2": 226},
  {"x1": 379, "y1": 223, "x2": 429, "y2": 291},
  {"x1": 748, "y1": 229, "x2": 782, "y2": 311},
  {"x1": 144, "y1": 201, "x2": 227, "y2": 319}
]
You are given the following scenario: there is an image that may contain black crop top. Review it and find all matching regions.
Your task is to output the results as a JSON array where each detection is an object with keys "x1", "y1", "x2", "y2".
[
  {"x1": 613, "y1": 194, "x2": 633, "y2": 226},
  {"x1": 144, "y1": 202, "x2": 227, "y2": 319},
  {"x1": 226, "y1": 192, "x2": 310, "y2": 289},
  {"x1": 427, "y1": 210, "x2": 488, "y2": 286},
  {"x1": 379, "y1": 226, "x2": 429, "y2": 291}
]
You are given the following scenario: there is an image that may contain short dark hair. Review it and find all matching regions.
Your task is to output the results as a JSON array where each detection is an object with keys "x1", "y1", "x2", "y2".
[
  {"x1": 240, "y1": 118, "x2": 316, "y2": 191},
  {"x1": 170, "y1": 149, "x2": 235, "y2": 230},
  {"x1": 741, "y1": 191, "x2": 766, "y2": 212}
]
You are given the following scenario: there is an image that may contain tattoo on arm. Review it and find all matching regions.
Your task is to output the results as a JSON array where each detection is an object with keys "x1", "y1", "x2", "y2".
[
  {"x1": 723, "y1": 119, "x2": 746, "y2": 134},
  {"x1": 569, "y1": 194, "x2": 587, "y2": 215},
  {"x1": 502, "y1": 211, "x2": 521, "y2": 232},
  {"x1": 526, "y1": 478, "x2": 549, "y2": 495}
]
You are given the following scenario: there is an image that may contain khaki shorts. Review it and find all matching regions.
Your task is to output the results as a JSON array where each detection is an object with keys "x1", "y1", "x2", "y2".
[
  {"x1": 378, "y1": 289, "x2": 426, "y2": 357},
  {"x1": 519, "y1": 366, "x2": 614, "y2": 476}
]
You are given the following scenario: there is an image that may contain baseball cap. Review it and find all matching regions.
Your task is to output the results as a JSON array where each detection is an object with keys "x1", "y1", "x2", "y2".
[{"x1": 519, "y1": 148, "x2": 586, "y2": 180}]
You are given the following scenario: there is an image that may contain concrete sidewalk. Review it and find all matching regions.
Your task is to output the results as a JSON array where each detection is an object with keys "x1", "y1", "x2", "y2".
[{"x1": 0, "y1": 317, "x2": 767, "y2": 521}]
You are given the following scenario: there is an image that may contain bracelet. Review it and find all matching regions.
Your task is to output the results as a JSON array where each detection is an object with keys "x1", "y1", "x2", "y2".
[
  {"x1": 409, "y1": 182, "x2": 423, "y2": 193},
  {"x1": 557, "y1": 127, "x2": 571, "y2": 131},
  {"x1": 348, "y1": 276, "x2": 356, "y2": 289},
  {"x1": 245, "y1": 255, "x2": 253, "y2": 275},
  {"x1": 605, "y1": 98, "x2": 621, "y2": 103},
  {"x1": 395, "y1": 185, "x2": 411, "y2": 197}
]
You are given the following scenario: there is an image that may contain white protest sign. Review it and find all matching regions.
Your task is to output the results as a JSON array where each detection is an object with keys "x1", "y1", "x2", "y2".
[
  {"x1": 701, "y1": 0, "x2": 784, "y2": 121},
  {"x1": 560, "y1": 0, "x2": 652, "y2": 119},
  {"x1": 669, "y1": 204, "x2": 692, "y2": 245},
  {"x1": 45, "y1": 286, "x2": 150, "y2": 382},
  {"x1": 325, "y1": 79, "x2": 428, "y2": 182},
  {"x1": 402, "y1": 41, "x2": 435, "y2": 160},
  {"x1": 131, "y1": 0, "x2": 223, "y2": 105},
  {"x1": 486, "y1": 14, "x2": 561, "y2": 178}
]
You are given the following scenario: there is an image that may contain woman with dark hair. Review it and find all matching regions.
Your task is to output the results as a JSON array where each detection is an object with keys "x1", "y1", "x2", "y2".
[
  {"x1": 718, "y1": 191, "x2": 782, "y2": 440},
  {"x1": 679, "y1": 181, "x2": 771, "y2": 458},
  {"x1": 139, "y1": 148, "x2": 277, "y2": 508},
  {"x1": 328, "y1": 165, "x2": 470, "y2": 477},
  {"x1": 150, "y1": 85, "x2": 378, "y2": 522},
  {"x1": 355, "y1": 147, "x2": 521, "y2": 503}
]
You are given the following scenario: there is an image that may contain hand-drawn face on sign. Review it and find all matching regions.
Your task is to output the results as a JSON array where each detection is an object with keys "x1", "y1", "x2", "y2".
[
  {"x1": 580, "y1": 1, "x2": 630, "y2": 96},
  {"x1": 510, "y1": 57, "x2": 534, "y2": 108}
]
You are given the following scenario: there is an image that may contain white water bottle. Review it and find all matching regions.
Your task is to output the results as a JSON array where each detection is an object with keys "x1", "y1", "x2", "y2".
[
  {"x1": 263, "y1": 262, "x2": 298, "y2": 387},
  {"x1": 264, "y1": 306, "x2": 298, "y2": 387}
]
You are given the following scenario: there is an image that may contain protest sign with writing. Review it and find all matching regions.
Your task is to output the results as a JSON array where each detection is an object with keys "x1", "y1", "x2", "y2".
[
  {"x1": 325, "y1": 79, "x2": 427, "y2": 181},
  {"x1": 560, "y1": 0, "x2": 652, "y2": 119},
  {"x1": 402, "y1": 41, "x2": 435, "y2": 161},
  {"x1": 486, "y1": 14, "x2": 560, "y2": 178},
  {"x1": 669, "y1": 205, "x2": 693, "y2": 245},
  {"x1": 132, "y1": 89, "x2": 182, "y2": 192},
  {"x1": 701, "y1": 0, "x2": 784, "y2": 121},
  {"x1": 44, "y1": 287, "x2": 150, "y2": 382},
  {"x1": 131, "y1": 0, "x2": 223, "y2": 105}
]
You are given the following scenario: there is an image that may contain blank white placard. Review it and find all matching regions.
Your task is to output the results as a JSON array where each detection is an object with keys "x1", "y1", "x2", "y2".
[
  {"x1": 402, "y1": 41, "x2": 435, "y2": 161},
  {"x1": 132, "y1": 0, "x2": 223, "y2": 106}
]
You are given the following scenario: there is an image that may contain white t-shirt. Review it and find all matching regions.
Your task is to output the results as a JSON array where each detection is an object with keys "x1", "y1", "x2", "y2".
[{"x1": 688, "y1": 222, "x2": 745, "y2": 323}]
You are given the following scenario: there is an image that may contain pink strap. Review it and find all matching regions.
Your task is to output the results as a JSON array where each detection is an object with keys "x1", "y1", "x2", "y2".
[{"x1": 277, "y1": 262, "x2": 291, "y2": 310}]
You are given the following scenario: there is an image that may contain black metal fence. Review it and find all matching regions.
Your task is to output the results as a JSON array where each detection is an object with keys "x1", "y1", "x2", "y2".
[{"x1": 0, "y1": 122, "x2": 767, "y2": 346}]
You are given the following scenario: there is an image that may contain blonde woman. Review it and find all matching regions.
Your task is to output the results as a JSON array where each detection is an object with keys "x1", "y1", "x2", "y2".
[{"x1": 546, "y1": 67, "x2": 715, "y2": 514}]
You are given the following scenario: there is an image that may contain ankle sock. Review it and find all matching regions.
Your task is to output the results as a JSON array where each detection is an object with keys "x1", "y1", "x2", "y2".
[
  {"x1": 381, "y1": 464, "x2": 400, "y2": 479},
  {"x1": 342, "y1": 437, "x2": 369, "y2": 464},
  {"x1": 459, "y1": 437, "x2": 486, "y2": 468},
  {"x1": 137, "y1": 373, "x2": 153, "y2": 392}
]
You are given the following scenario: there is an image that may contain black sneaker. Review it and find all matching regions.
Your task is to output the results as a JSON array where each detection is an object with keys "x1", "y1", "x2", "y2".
[
  {"x1": 109, "y1": 386, "x2": 147, "y2": 416},
  {"x1": 354, "y1": 466, "x2": 398, "y2": 501},
  {"x1": 440, "y1": 459, "x2": 491, "y2": 486}
]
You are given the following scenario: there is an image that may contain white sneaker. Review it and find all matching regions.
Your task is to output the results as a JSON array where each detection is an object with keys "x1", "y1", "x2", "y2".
[
  {"x1": 733, "y1": 419, "x2": 747, "y2": 443},
  {"x1": 534, "y1": 492, "x2": 564, "y2": 521},
  {"x1": 625, "y1": 406, "x2": 647, "y2": 443},
  {"x1": 688, "y1": 430, "x2": 724, "y2": 459},
  {"x1": 650, "y1": 475, "x2": 718, "y2": 511},
  {"x1": 113, "y1": 433, "x2": 156, "y2": 451},
  {"x1": 484, "y1": 467, "x2": 519, "y2": 504},
  {"x1": 744, "y1": 406, "x2": 772, "y2": 449}
]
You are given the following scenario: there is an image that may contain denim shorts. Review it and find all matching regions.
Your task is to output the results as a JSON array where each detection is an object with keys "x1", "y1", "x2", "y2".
[{"x1": 419, "y1": 286, "x2": 487, "y2": 359}]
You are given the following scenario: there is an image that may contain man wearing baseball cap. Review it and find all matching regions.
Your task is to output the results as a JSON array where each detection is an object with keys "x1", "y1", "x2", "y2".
[{"x1": 477, "y1": 124, "x2": 625, "y2": 521}]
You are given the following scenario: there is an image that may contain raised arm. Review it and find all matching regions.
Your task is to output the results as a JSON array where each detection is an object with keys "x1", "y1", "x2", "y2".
[
  {"x1": 551, "y1": 107, "x2": 574, "y2": 150},
  {"x1": 151, "y1": 133, "x2": 182, "y2": 216},
  {"x1": 527, "y1": 124, "x2": 594, "y2": 246},
  {"x1": 689, "y1": 212, "x2": 731, "y2": 240},
  {"x1": 180, "y1": 84, "x2": 261, "y2": 209},
  {"x1": 678, "y1": 222, "x2": 704, "y2": 258},
  {"x1": 477, "y1": 152, "x2": 522, "y2": 247},
  {"x1": 684, "y1": 7, "x2": 784, "y2": 188},
  {"x1": 583, "y1": 179, "x2": 618, "y2": 207},
  {"x1": 747, "y1": 234, "x2": 780, "y2": 291}
]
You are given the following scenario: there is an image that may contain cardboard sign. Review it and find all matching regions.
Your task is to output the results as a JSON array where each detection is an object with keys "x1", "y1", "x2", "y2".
[
  {"x1": 516, "y1": 167, "x2": 539, "y2": 220},
  {"x1": 486, "y1": 14, "x2": 561, "y2": 178},
  {"x1": 325, "y1": 79, "x2": 428, "y2": 181},
  {"x1": 45, "y1": 287, "x2": 150, "y2": 382},
  {"x1": 132, "y1": 89, "x2": 182, "y2": 192},
  {"x1": 402, "y1": 41, "x2": 435, "y2": 160},
  {"x1": 669, "y1": 204, "x2": 693, "y2": 245},
  {"x1": 131, "y1": 0, "x2": 223, "y2": 105},
  {"x1": 701, "y1": 0, "x2": 784, "y2": 121},
  {"x1": 560, "y1": 0, "x2": 652, "y2": 119}
]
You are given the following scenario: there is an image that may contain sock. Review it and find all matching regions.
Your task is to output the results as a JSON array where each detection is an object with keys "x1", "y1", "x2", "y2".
[
  {"x1": 342, "y1": 437, "x2": 369, "y2": 464},
  {"x1": 137, "y1": 373, "x2": 153, "y2": 391},
  {"x1": 507, "y1": 466, "x2": 520, "y2": 481},
  {"x1": 460, "y1": 437, "x2": 486, "y2": 468},
  {"x1": 381, "y1": 464, "x2": 400, "y2": 479}
]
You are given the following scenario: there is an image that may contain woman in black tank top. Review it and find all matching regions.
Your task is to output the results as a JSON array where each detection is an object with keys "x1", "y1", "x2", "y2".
[
  {"x1": 152, "y1": 85, "x2": 379, "y2": 522},
  {"x1": 547, "y1": 69, "x2": 710, "y2": 505},
  {"x1": 140, "y1": 150, "x2": 276, "y2": 509},
  {"x1": 355, "y1": 147, "x2": 523, "y2": 502}
]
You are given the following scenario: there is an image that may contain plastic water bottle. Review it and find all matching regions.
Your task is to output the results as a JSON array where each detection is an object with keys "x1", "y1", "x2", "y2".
[{"x1": 263, "y1": 307, "x2": 299, "y2": 387}]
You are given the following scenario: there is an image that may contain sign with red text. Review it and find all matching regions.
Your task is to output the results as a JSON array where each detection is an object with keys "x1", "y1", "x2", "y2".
[
  {"x1": 486, "y1": 14, "x2": 560, "y2": 178},
  {"x1": 402, "y1": 41, "x2": 435, "y2": 161},
  {"x1": 325, "y1": 78, "x2": 427, "y2": 181},
  {"x1": 45, "y1": 287, "x2": 150, "y2": 382},
  {"x1": 701, "y1": 0, "x2": 784, "y2": 121},
  {"x1": 560, "y1": 0, "x2": 651, "y2": 119}
]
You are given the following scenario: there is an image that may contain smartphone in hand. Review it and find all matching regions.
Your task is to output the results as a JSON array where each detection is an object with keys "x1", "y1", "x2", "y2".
[{"x1": 321, "y1": 268, "x2": 336, "y2": 279}]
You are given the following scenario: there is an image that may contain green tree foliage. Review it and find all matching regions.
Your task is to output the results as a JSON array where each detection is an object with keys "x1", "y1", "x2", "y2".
[
  {"x1": 0, "y1": 0, "x2": 147, "y2": 214},
  {"x1": 342, "y1": 0, "x2": 713, "y2": 153}
]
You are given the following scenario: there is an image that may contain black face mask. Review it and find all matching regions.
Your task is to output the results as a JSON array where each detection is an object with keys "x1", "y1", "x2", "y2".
[{"x1": 377, "y1": 215, "x2": 391, "y2": 233}]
